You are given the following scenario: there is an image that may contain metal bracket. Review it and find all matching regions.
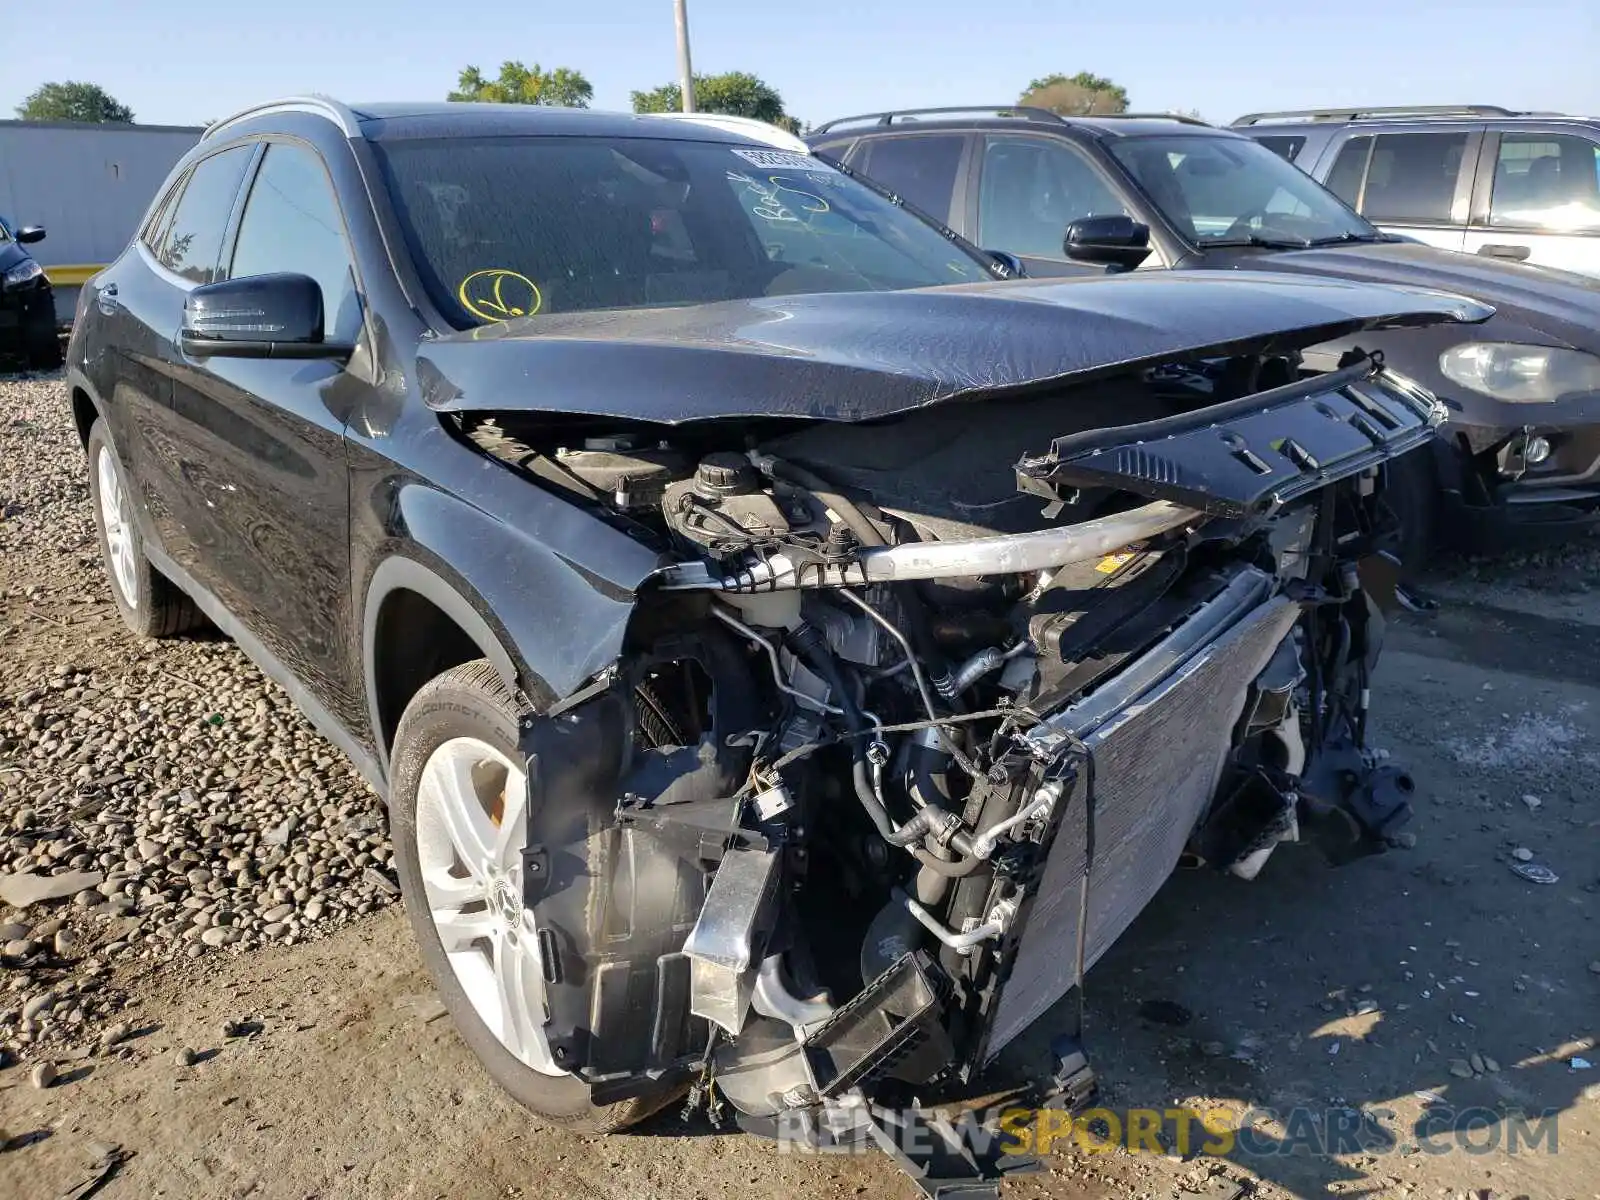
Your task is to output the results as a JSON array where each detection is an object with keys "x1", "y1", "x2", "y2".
[{"x1": 520, "y1": 844, "x2": 550, "y2": 907}]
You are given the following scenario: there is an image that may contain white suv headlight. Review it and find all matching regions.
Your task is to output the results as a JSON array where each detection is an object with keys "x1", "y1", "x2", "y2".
[
  {"x1": 1439, "y1": 342, "x2": 1600, "y2": 403},
  {"x1": 1, "y1": 259, "x2": 44, "y2": 289}
]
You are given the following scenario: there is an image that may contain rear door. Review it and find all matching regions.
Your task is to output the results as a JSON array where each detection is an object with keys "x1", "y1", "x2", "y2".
[
  {"x1": 850, "y1": 132, "x2": 971, "y2": 231},
  {"x1": 1319, "y1": 128, "x2": 1480, "y2": 252},
  {"x1": 970, "y1": 133, "x2": 1144, "y2": 277},
  {"x1": 1462, "y1": 127, "x2": 1600, "y2": 277},
  {"x1": 80, "y1": 168, "x2": 189, "y2": 527},
  {"x1": 164, "y1": 138, "x2": 366, "y2": 730}
]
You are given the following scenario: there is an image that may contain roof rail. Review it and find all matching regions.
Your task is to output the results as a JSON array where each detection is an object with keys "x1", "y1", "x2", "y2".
[
  {"x1": 203, "y1": 95, "x2": 361, "y2": 140},
  {"x1": 1096, "y1": 112, "x2": 1211, "y2": 126},
  {"x1": 645, "y1": 112, "x2": 810, "y2": 153},
  {"x1": 810, "y1": 106, "x2": 1065, "y2": 135},
  {"x1": 1231, "y1": 105, "x2": 1519, "y2": 126}
]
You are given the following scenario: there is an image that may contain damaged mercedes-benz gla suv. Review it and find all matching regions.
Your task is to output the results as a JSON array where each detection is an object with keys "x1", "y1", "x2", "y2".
[{"x1": 66, "y1": 99, "x2": 1489, "y2": 1187}]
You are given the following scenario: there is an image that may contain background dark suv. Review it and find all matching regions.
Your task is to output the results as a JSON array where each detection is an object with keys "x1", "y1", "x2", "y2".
[{"x1": 809, "y1": 107, "x2": 1600, "y2": 558}]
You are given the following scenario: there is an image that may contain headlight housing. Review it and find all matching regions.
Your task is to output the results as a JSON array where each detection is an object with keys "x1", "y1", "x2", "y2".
[
  {"x1": 1, "y1": 258, "x2": 44, "y2": 289},
  {"x1": 1439, "y1": 342, "x2": 1600, "y2": 403}
]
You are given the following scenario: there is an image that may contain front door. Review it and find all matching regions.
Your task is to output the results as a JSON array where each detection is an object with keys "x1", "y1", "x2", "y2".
[
  {"x1": 972, "y1": 134, "x2": 1139, "y2": 277},
  {"x1": 164, "y1": 139, "x2": 368, "y2": 733}
]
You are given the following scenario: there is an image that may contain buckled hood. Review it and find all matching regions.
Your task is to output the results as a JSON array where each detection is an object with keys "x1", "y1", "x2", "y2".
[{"x1": 417, "y1": 270, "x2": 1489, "y2": 425}]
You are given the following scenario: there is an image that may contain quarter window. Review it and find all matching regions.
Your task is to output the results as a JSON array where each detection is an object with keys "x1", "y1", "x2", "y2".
[
  {"x1": 1254, "y1": 135, "x2": 1307, "y2": 163},
  {"x1": 1324, "y1": 136, "x2": 1372, "y2": 207},
  {"x1": 229, "y1": 143, "x2": 362, "y2": 342},
  {"x1": 1489, "y1": 133, "x2": 1600, "y2": 231},
  {"x1": 858, "y1": 135, "x2": 965, "y2": 222},
  {"x1": 978, "y1": 136, "x2": 1128, "y2": 259},
  {"x1": 156, "y1": 146, "x2": 253, "y2": 283},
  {"x1": 141, "y1": 174, "x2": 187, "y2": 255}
]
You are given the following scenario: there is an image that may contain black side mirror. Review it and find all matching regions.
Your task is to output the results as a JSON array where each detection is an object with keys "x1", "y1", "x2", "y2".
[
  {"x1": 15, "y1": 225, "x2": 46, "y2": 244},
  {"x1": 181, "y1": 272, "x2": 352, "y2": 361},
  {"x1": 1063, "y1": 215, "x2": 1151, "y2": 271},
  {"x1": 984, "y1": 249, "x2": 1027, "y2": 278}
]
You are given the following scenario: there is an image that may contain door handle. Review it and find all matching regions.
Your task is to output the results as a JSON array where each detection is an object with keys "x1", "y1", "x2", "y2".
[
  {"x1": 1477, "y1": 243, "x2": 1531, "y2": 262},
  {"x1": 96, "y1": 283, "x2": 120, "y2": 315}
]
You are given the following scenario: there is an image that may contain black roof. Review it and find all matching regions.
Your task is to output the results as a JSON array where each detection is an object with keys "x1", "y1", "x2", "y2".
[{"x1": 347, "y1": 102, "x2": 758, "y2": 144}]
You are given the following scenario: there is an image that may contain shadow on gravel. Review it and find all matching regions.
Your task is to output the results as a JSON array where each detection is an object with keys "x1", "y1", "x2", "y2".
[{"x1": 0, "y1": 1129, "x2": 52, "y2": 1153}]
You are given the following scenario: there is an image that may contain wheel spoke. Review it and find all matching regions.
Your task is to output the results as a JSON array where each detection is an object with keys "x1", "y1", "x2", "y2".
[
  {"x1": 432, "y1": 903, "x2": 496, "y2": 953},
  {"x1": 423, "y1": 752, "x2": 497, "y2": 878},
  {"x1": 414, "y1": 736, "x2": 562, "y2": 1077},
  {"x1": 494, "y1": 935, "x2": 542, "y2": 1064},
  {"x1": 492, "y1": 767, "x2": 529, "y2": 863}
]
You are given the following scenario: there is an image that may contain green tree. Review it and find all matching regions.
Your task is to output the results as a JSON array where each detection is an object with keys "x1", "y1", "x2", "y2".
[
  {"x1": 631, "y1": 71, "x2": 799, "y2": 132},
  {"x1": 1019, "y1": 72, "x2": 1129, "y2": 116},
  {"x1": 448, "y1": 61, "x2": 593, "y2": 108},
  {"x1": 16, "y1": 81, "x2": 134, "y2": 123}
]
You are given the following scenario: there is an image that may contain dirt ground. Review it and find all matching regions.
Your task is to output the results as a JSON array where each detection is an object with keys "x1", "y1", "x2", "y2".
[{"x1": 3, "y1": 368, "x2": 1599, "y2": 1199}]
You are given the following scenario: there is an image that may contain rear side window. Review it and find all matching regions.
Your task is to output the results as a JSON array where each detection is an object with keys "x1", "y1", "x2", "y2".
[
  {"x1": 229, "y1": 143, "x2": 362, "y2": 341},
  {"x1": 1254, "y1": 135, "x2": 1306, "y2": 162},
  {"x1": 1489, "y1": 132, "x2": 1600, "y2": 231},
  {"x1": 858, "y1": 135, "x2": 965, "y2": 223},
  {"x1": 156, "y1": 146, "x2": 253, "y2": 283},
  {"x1": 1356, "y1": 132, "x2": 1469, "y2": 224}
]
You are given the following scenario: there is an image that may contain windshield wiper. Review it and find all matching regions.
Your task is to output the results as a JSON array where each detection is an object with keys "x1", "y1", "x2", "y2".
[
  {"x1": 1204, "y1": 234, "x2": 1312, "y2": 249},
  {"x1": 1303, "y1": 231, "x2": 1386, "y2": 247}
]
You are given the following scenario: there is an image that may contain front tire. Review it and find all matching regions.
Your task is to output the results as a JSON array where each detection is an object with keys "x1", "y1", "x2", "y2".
[
  {"x1": 86, "y1": 421, "x2": 203, "y2": 638},
  {"x1": 388, "y1": 660, "x2": 673, "y2": 1133},
  {"x1": 1386, "y1": 448, "x2": 1437, "y2": 574}
]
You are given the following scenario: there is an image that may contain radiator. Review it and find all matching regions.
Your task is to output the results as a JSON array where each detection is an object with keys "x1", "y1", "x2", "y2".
[{"x1": 984, "y1": 575, "x2": 1302, "y2": 1057}]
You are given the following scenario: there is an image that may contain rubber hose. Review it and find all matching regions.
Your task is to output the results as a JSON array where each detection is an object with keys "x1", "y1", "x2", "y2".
[{"x1": 851, "y1": 756, "x2": 898, "y2": 842}]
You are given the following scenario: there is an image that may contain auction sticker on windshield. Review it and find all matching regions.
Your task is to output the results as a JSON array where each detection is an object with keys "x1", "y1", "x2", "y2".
[{"x1": 729, "y1": 148, "x2": 820, "y2": 171}]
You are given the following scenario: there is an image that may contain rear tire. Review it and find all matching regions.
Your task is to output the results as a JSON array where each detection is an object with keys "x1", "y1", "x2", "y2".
[
  {"x1": 86, "y1": 421, "x2": 204, "y2": 638},
  {"x1": 388, "y1": 660, "x2": 676, "y2": 1133}
]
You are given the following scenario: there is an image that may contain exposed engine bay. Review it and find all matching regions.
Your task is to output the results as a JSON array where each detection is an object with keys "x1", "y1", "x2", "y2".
[{"x1": 454, "y1": 347, "x2": 1438, "y2": 1190}]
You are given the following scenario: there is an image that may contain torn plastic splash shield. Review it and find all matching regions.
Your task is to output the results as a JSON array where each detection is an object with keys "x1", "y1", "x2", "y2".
[{"x1": 1015, "y1": 361, "x2": 1446, "y2": 518}]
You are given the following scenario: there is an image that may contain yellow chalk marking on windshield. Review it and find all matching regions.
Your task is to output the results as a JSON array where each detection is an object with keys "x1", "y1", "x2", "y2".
[{"x1": 458, "y1": 268, "x2": 543, "y2": 323}]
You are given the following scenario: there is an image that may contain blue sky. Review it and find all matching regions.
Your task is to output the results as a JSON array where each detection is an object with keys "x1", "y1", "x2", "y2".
[{"x1": 10, "y1": 0, "x2": 1598, "y2": 129}]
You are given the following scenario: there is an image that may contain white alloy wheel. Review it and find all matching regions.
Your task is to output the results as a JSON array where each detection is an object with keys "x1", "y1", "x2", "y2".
[
  {"x1": 96, "y1": 444, "x2": 139, "y2": 610},
  {"x1": 413, "y1": 736, "x2": 561, "y2": 1076}
]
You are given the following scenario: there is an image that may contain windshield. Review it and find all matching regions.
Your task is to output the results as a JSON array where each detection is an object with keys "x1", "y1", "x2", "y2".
[
  {"x1": 373, "y1": 136, "x2": 996, "y2": 328},
  {"x1": 1109, "y1": 134, "x2": 1381, "y2": 247}
]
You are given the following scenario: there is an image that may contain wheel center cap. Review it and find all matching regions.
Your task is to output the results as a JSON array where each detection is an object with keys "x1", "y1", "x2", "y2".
[{"x1": 492, "y1": 879, "x2": 519, "y2": 921}]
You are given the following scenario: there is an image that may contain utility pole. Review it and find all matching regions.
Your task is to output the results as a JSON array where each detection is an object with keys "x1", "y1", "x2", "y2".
[{"x1": 674, "y1": 0, "x2": 696, "y2": 112}]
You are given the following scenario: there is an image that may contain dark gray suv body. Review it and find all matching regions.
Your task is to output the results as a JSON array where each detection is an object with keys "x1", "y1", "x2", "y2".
[
  {"x1": 1234, "y1": 105, "x2": 1600, "y2": 279},
  {"x1": 809, "y1": 106, "x2": 1600, "y2": 556}
]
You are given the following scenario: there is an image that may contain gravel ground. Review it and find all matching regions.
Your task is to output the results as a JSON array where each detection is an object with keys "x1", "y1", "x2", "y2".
[
  {"x1": 0, "y1": 370, "x2": 395, "y2": 1062},
  {"x1": 2, "y1": 366, "x2": 1598, "y2": 1200}
]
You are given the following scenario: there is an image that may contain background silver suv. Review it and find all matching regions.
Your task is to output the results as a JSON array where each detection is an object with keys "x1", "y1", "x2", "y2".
[{"x1": 1235, "y1": 105, "x2": 1600, "y2": 278}]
